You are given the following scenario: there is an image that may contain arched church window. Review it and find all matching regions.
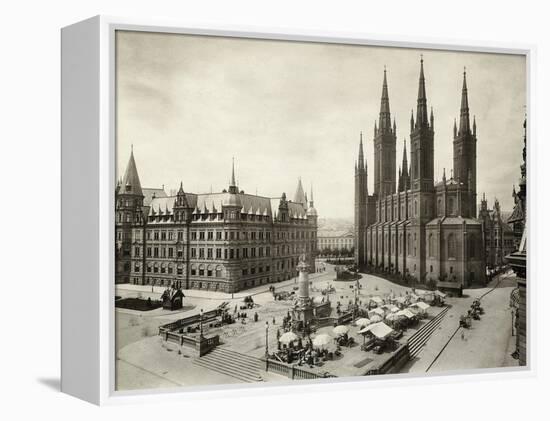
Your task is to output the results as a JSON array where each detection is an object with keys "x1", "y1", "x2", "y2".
[
  {"x1": 428, "y1": 233, "x2": 434, "y2": 257},
  {"x1": 449, "y1": 198, "x2": 455, "y2": 215}
]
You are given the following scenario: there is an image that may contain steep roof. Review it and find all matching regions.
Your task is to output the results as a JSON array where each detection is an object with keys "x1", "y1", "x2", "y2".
[
  {"x1": 142, "y1": 188, "x2": 167, "y2": 207},
  {"x1": 121, "y1": 150, "x2": 143, "y2": 196},
  {"x1": 293, "y1": 178, "x2": 306, "y2": 206}
]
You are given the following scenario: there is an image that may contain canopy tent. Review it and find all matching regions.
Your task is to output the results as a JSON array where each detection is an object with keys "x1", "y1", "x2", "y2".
[
  {"x1": 369, "y1": 314, "x2": 383, "y2": 323},
  {"x1": 369, "y1": 296, "x2": 384, "y2": 305},
  {"x1": 354, "y1": 318, "x2": 371, "y2": 328},
  {"x1": 410, "y1": 301, "x2": 430, "y2": 311},
  {"x1": 396, "y1": 309, "x2": 415, "y2": 319},
  {"x1": 333, "y1": 325, "x2": 350, "y2": 336},
  {"x1": 279, "y1": 331, "x2": 299, "y2": 344},
  {"x1": 381, "y1": 304, "x2": 399, "y2": 313},
  {"x1": 312, "y1": 333, "x2": 332, "y2": 348},
  {"x1": 358, "y1": 322, "x2": 394, "y2": 339},
  {"x1": 368, "y1": 308, "x2": 385, "y2": 318}
]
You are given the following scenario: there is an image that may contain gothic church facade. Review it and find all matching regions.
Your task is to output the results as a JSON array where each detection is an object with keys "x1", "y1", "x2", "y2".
[{"x1": 355, "y1": 59, "x2": 485, "y2": 292}]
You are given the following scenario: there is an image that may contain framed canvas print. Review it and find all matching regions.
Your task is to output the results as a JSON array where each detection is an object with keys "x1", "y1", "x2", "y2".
[{"x1": 61, "y1": 16, "x2": 532, "y2": 405}]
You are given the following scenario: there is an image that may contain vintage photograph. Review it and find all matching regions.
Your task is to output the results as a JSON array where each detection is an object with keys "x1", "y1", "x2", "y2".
[{"x1": 114, "y1": 30, "x2": 527, "y2": 391}]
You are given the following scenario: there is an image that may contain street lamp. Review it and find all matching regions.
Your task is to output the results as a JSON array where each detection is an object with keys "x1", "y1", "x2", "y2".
[{"x1": 265, "y1": 321, "x2": 269, "y2": 358}]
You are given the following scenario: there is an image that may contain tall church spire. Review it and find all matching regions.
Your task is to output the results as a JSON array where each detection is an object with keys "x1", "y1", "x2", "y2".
[
  {"x1": 459, "y1": 68, "x2": 471, "y2": 135},
  {"x1": 415, "y1": 56, "x2": 429, "y2": 128},
  {"x1": 358, "y1": 131, "x2": 365, "y2": 170},
  {"x1": 379, "y1": 66, "x2": 392, "y2": 132}
]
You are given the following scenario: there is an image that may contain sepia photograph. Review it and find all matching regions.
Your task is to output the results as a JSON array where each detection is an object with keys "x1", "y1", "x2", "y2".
[{"x1": 114, "y1": 30, "x2": 527, "y2": 392}]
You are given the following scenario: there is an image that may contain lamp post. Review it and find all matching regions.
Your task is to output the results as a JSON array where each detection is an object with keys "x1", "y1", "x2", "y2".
[{"x1": 265, "y1": 321, "x2": 269, "y2": 358}]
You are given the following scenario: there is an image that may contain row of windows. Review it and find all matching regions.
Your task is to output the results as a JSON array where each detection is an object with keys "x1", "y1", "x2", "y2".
[{"x1": 371, "y1": 232, "x2": 478, "y2": 259}]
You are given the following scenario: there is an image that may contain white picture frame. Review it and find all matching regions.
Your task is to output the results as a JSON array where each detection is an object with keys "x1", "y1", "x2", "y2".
[{"x1": 61, "y1": 15, "x2": 535, "y2": 405}]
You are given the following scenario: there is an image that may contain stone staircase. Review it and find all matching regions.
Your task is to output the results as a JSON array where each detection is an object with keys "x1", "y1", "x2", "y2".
[
  {"x1": 407, "y1": 306, "x2": 450, "y2": 358},
  {"x1": 193, "y1": 347, "x2": 264, "y2": 383}
]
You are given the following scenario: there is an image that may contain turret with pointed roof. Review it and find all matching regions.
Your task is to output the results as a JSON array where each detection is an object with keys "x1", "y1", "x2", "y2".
[{"x1": 121, "y1": 148, "x2": 143, "y2": 196}]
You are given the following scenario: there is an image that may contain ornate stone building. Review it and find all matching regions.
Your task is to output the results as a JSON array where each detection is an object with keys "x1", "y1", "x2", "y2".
[
  {"x1": 478, "y1": 195, "x2": 515, "y2": 269},
  {"x1": 355, "y1": 59, "x2": 485, "y2": 292},
  {"x1": 115, "y1": 155, "x2": 318, "y2": 292}
]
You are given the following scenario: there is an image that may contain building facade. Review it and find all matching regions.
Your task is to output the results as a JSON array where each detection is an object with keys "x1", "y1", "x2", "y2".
[
  {"x1": 318, "y1": 231, "x2": 354, "y2": 254},
  {"x1": 116, "y1": 157, "x2": 318, "y2": 292},
  {"x1": 355, "y1": 60, "x2": 485, "y2": 291},
  {"x1": 478, "y1": 195, "x2": 515, "y2": 269}
]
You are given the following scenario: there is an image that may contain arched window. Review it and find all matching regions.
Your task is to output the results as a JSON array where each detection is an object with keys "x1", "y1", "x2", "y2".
[
  {"x1": 414, "y1": 200, "x2": 418, "y2": 216},
  {"x1": 428, "y1": 233, "x2": 434, "y2": 257},
  {"x1": 437, "y1": 199, "x2": 442, "y2": 215},
  {"x1": 449, "y1": 197, "x2": 455, "y2": 215},
  {"x1": 199, "y1": 264, "x2": 205, "y2": 276},
  {"x1": 448, "y1": 233, "x2": 457, "y2": 259},
  {"x1": 215, "y1": 265, "x2": 223, "y2": 278}
]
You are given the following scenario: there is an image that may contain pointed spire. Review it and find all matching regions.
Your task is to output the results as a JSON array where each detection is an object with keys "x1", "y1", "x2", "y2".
[
  {"x1": 378, "y1": 66, "x2": 392, "y2": 132},
  {"x1": 430, "y1": 107, "x2": 434, "y2": 128},
  {"x1": 410, "y1": 109, "x2": 414, "y2": 132},
  {"x1": 393, "y1": 118, "x2": 397, "y2": 135},
  {"x1": 121, "y1": 148, "x2": 143, "y2": 196},
  {"x1": 442, "y1": 167, "x2": 447, "y2": 183},
  {"x1": 473, "y1": 115, "x2": 477, "y2": 136},
  {"x1": 293, "y1": 178, "x2": 306, "y2": 206},
  {"x1": 230, "y1": 157, "x2": 236, "y2": 186},
  {"x1": 459, "y1": 68, "x2": 471, "y2": 135},
  {"x1": 309, "y1": 183, "x2": 314, "y2": 206},
  {"x1": 402, "y1": 138, "x2": 408, "y2": 169},
  {"x1": 358, "y1": 132, "x2": 365, "y2": 170},
  {"x1": 416, "y1": 55, "x2": 428, "y2": 128}
]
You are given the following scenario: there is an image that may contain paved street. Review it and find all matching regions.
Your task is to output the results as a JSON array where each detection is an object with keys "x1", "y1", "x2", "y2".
[
  {"x1": 401, "y1": 271, "x2": 519, "y2": 374},
  {"x1": 115, "y1": 266, "x2": 519, "y2": 390}
]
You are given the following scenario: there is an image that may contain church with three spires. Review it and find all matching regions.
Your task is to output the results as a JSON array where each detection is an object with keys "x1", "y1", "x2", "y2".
[
  {"x1": 354, "y1": 58, "x2": 486, "y2": 292},
  {"x1": 115, "y1": 154, "x2": 318, "y2": 292}
]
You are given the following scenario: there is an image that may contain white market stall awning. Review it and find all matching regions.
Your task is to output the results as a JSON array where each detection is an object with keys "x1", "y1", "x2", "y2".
[{"x1": 358, "y1": 322, "x2": 394, "y2": 339}]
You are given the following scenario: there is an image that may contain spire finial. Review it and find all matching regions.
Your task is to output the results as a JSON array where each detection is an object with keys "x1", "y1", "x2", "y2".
[
  {"x1": 459, "y1": 67, "x2": 470, "y2": 134},
  {"x1": 231, "y1": 156, "x2": 236, "y2": 186}
]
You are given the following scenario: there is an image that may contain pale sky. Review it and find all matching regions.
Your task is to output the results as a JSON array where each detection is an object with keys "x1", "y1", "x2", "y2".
[{"x1": 116, "y1": 30, "x2": 526, "y2": 219}]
